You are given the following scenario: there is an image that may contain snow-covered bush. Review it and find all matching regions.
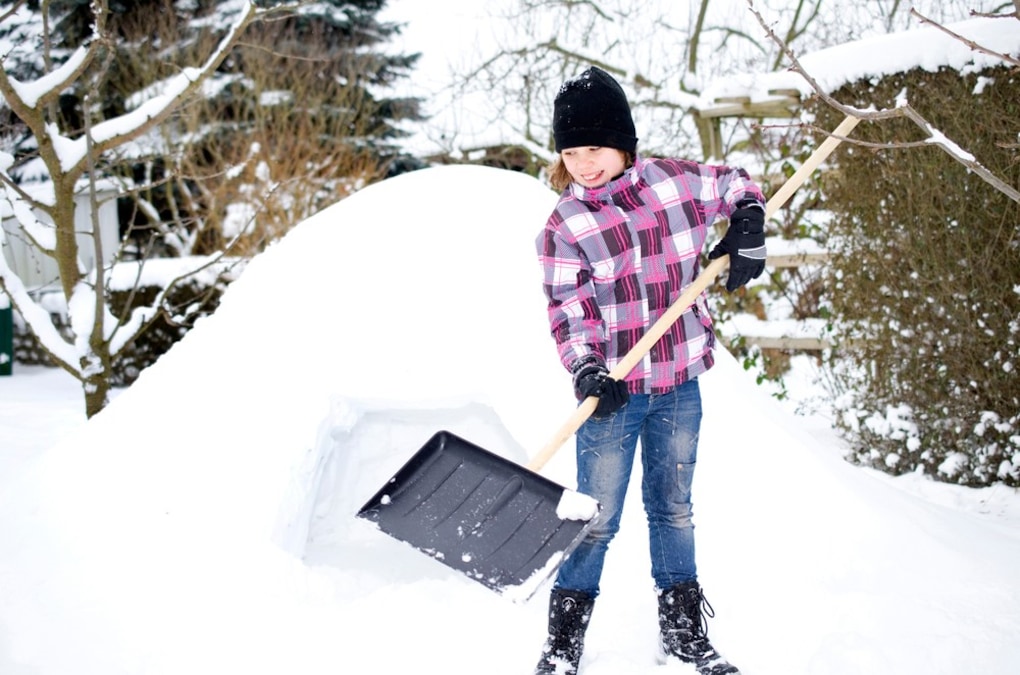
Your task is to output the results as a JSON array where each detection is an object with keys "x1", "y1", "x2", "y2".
[{"x1": 814, "y1": 64, "x2": 1020, "y2": 486}]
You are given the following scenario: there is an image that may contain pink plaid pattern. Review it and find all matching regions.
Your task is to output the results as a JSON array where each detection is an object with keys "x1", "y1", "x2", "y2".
[{"x1": 537, "y1": 156, "x2": 764, "y2": 394}]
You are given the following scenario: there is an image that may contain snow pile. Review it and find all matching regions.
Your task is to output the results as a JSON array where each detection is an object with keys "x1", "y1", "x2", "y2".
[{"x1": 1, "y1": 166, "x2": 1019, "y2": 675}]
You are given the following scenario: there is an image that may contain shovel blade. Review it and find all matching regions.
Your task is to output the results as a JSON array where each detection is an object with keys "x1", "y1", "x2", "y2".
[{"x1": 356, "y1": 430, "x2": 596, "y2": 597}]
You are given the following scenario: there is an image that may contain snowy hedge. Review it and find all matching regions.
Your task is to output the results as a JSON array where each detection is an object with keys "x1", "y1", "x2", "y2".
[{"x1": 812, "y1": 63, "x2": 1020, "y2": 486}]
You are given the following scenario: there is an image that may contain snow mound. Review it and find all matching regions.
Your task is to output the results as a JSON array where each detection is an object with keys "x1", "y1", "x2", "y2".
[{"x1": 2, "y1": 165, "x2": 1019, "y2": 675}]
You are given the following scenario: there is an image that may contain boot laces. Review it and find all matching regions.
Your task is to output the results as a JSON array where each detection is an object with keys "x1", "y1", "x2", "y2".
[{"x1": 687, "y1": 586, "x2": 716, "y2": 639}]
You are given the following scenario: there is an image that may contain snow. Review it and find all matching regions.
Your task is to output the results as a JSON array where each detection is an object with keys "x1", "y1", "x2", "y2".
[
  {"x1": 792, "y1": 17, "x2": 1020, "y2": 91},
  {"x1": 2, "y1": 165, "x2": 1020, "y2": 675},
  {"x1": 6, "y1": 45, "x2": 89, "y2": 108},
  {"x1": 557, "y1": 490, "x2": 600, "y2": 522},
  {"x1": 703, "y1": 16, "x2": 1020, "y2": 106},
  {"x1": 3, "y1": 1, "x2": 1020, "y2": 672}
]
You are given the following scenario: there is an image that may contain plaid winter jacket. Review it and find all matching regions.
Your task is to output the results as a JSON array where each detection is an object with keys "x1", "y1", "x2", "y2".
[{"x1": 537, "y1": 155, "x2": 765, "y2": 395}]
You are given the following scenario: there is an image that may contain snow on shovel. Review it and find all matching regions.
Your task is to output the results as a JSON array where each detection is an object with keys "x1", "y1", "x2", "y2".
[{"x1": 357, "y1": 114, "x2": 862, "y2": 599}]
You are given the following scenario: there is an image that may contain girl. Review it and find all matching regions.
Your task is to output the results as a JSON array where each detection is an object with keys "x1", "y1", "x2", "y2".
[{"x1": 534, "y1": 66, "x2": 767, "y2": 675}]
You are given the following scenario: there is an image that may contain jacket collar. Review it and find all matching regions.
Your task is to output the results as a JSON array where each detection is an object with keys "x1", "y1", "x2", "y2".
[{"x1": 568, "y1": 155, "x2": 644, "y2": 203}]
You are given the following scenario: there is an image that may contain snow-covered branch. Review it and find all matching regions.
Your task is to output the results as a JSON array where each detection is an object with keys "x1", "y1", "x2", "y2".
[
  {"x1": 62, "y1": 2, "x2": 264, "y2": 178},
  {"x1": 4, "y1": 45, "x2": 92, "y2": 109},
  {"x1": 0, "y1": 269, "x2": 79, "y2": 370}
]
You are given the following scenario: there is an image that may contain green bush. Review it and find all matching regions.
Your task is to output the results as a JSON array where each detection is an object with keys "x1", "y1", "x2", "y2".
[{"x1": 810, "y1": 64, "x2": 1020, "y2": 486}]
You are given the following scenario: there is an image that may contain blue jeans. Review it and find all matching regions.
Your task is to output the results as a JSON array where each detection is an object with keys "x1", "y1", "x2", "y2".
[{"x1": 554, "y1": 378, "x2": 703, "y2": 597}]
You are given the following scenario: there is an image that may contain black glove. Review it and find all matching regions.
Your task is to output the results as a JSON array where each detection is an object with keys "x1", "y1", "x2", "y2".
[
  {"x1": 708, "y1": 205, "x2": 766, "y2": 292},
  {"x1": 572, "y1": 358, "x2": 629, "y2": 418}
]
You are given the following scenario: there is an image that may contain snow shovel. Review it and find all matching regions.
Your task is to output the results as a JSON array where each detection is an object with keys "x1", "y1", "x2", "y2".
[{"x1": 357, "y1": 114, "x2": 861, "y2": 597}]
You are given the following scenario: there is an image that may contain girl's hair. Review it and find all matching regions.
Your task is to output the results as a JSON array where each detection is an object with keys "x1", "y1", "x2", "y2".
[{"x1": 547, "y1": 150, "x2": 635, "y2": 192}]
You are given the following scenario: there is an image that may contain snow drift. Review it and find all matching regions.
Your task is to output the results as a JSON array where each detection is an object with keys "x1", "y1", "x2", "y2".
[{"x1": 1, "y1": 165, "x2": 1018, "y2": 675}]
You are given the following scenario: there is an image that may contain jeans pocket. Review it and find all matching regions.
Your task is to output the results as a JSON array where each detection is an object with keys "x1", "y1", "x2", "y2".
[
  {"x1": 577, "y1": 404, "x2": 628, "y2": 448},
  {"x1": 674, "y1": 461, "x2": 696, "y2": 501}
]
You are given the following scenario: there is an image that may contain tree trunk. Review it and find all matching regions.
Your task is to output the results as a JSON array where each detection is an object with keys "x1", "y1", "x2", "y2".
[{"x1": 82, "y1": 357, "x2": 112, "y2": 419}]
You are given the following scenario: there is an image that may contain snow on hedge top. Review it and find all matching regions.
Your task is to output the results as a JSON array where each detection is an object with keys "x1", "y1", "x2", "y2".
[{"x1": 699, "y1": 17, "x2": 1020, "y2": 107}]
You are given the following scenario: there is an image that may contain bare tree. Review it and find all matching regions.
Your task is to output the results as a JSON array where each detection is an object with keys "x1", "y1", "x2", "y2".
[
  {"x1": 164, "y1": 27, "x2": 395, "y2": 259},
  {"x1": 423, "y1": 0, "x2": 994, "y2": 166},
  {"x1": 0, "y1": 0, "x2": 297, "y2": 417}
]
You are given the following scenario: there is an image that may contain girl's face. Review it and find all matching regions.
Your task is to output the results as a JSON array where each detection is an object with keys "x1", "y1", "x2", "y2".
[{"x1": 561, "y1": 146, "x2": 627, "y2": 188}]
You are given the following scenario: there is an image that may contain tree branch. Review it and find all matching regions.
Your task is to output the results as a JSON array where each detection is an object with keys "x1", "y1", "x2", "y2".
[{"x1": 911, "y1": 7, "x2": 1020, "y2": 67}]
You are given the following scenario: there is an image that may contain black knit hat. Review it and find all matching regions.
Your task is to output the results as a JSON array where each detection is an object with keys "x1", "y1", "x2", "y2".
[{"x1": 553, "y1": 66, "x2": 638, "y2": 153}]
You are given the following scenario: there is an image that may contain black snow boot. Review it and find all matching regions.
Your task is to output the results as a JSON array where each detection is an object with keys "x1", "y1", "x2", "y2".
[
  {"x1": 657, "y1": 580, "x2": 740, "y2": 675},
  {"x1": 534, "y1": 588, "x2": 595, "y2": 675}
]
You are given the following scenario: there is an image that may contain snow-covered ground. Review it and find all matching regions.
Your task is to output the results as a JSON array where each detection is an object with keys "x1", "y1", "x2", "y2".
[{"x1": 2, "y1": 165, "x2": 1019, "y2": 675}]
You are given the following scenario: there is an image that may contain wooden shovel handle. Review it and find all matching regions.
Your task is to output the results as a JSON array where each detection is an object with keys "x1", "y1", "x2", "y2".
[{"x1": 526, "y1": 113, "x2": 861, "y2": 472}]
